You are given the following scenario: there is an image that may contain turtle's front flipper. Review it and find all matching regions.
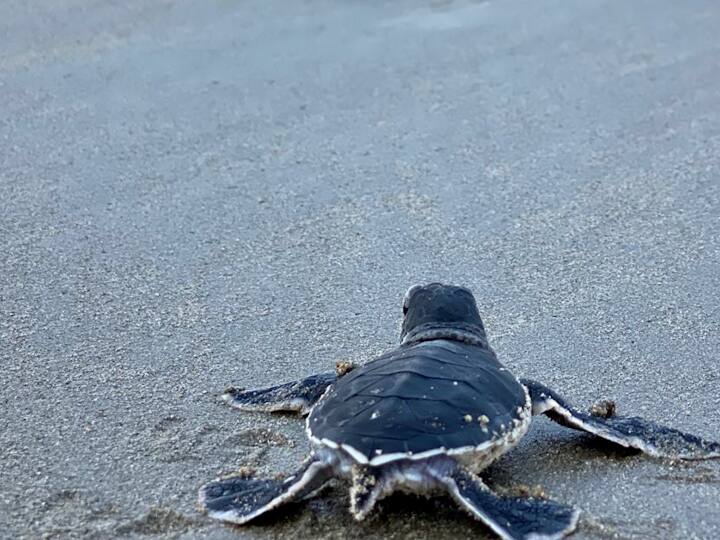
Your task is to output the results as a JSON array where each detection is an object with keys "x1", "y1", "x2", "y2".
[
  {"x1": 223, "y1": 372, "x2": 337, "y2": 415},
  {"x1": 199, "y1": 457, "x2": 333, "y2": 524},
  {"x1": 440, "y1": 466, "x2": 579, "y2": 540},
  {"x1": 522, "y1": 378, "x2": 720, "y2": 460}
]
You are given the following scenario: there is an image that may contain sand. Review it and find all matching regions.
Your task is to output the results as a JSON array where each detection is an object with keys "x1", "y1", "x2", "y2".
[{"x1": 2, "y1": 0, "x2": 720, "y2": 538}]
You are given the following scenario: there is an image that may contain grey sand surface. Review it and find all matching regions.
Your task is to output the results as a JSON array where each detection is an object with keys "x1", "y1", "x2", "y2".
[{"x1": 2, "y1": 0, "x2": 720, "y2": 538}]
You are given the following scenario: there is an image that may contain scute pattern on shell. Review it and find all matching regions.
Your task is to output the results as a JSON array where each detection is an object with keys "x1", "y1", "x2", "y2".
[{"x1": 308, "y1": 339, "x2": 527, "y2": 463}]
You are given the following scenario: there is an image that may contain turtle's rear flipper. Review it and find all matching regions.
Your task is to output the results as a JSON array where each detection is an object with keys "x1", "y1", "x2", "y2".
[
  {"x1": 523, "y1": 379, "x2": 720, "y2": 460},
  {"x1": 223, "y1": 372, "x2": 337, "y2": 415},
  {"x1": 199, "y1": 458, "x2": 333, "y2": 524},
  {"x1": 441, "y1": 466, "x2": 579, "y2": 540}
]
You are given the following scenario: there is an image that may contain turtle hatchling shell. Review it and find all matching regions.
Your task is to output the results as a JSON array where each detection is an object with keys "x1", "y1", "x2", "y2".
[{"x1": 307, "y1": 339, "x2": 527, "y2": 464}]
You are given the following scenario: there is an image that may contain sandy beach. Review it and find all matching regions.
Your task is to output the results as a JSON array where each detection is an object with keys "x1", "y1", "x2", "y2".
[{"x1": 2, "y1": 0, "x2": 720, "y2": 538}]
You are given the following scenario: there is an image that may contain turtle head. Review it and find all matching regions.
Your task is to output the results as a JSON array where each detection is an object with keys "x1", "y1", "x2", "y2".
[{"x1": 400, "y1": 283, "x2": 487, "y2": 346}]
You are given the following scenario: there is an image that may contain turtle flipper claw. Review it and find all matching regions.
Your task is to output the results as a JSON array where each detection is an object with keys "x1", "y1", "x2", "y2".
[
  {"x1": 523, "y1": 379, "x2": 720, "y2": 460},
  {"x1": 441, "y1": 466, "x2": 579, "y2": 540},
  {"x1": 223, "y1": 372, "x2": 337, "y2": 415},
  {"x1": 199, "y1": 459, "x2": 332, "y2": 524}
]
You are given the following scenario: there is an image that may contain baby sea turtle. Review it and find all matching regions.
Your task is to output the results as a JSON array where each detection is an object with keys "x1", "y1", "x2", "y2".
[{"x1": 199, "y1": 283, "x2": 720, "y2": 540}]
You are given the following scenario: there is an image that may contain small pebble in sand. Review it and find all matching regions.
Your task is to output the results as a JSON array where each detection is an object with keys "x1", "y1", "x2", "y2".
[
  {"x1": 237, "y1": 466, "x2": 256, "y2": 477},
  {"x1": 219, "y1": 466, "x2": 255, "y2": 480},
  {"x1": 516, "y1": 484, "x2": 548, "y2": 499},
  {"x1": 335, "y1": 360, "x2": 356, "y2": 376},
  {"x1": 589, "y1": 399, "x2": 617, "y2": 418}
]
